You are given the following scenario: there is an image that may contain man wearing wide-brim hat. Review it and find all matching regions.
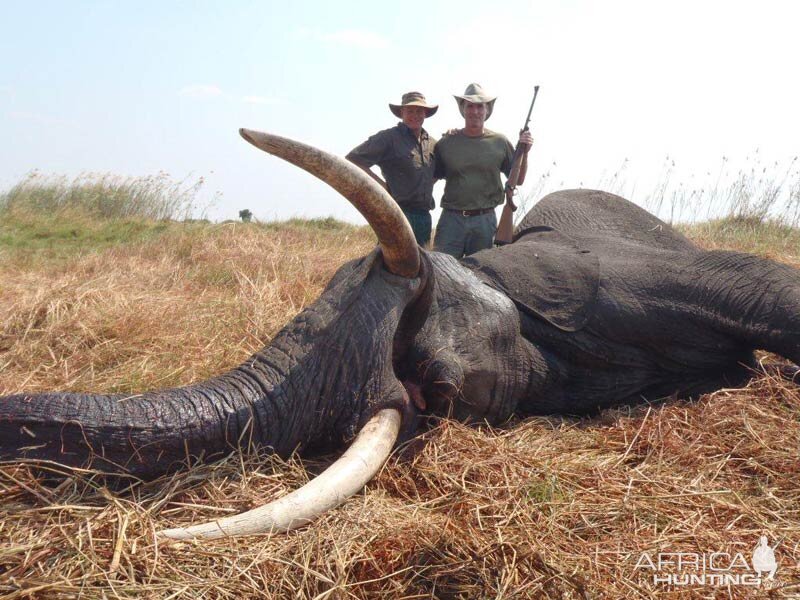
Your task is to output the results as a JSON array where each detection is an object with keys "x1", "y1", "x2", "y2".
[
  {"x1": 433, "y1": 83, "x2": 533, "y2": 258},
  {"x1": 346, "y1": 91, "x2": 438, "y2": 247}
]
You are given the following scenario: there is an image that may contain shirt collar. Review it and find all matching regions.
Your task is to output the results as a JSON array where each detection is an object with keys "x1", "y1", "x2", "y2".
[{"x1": 397, "y1": 122, "x2": 428, "y2": 141}]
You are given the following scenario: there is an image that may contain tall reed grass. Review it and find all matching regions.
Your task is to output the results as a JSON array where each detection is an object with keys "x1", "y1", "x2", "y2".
[
  {"x1": 641, "y1": 153, "x2": 800, "y2": 225},
  {"x1": 518, "y1": 153, "x2": 800, "y2": 227},
  {"x1": 0, "y1": 171, "x2": 206, "y2": 221}
]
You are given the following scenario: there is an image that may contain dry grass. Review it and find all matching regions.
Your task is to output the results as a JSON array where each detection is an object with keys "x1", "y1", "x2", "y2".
[
  {"x1": 2, "y1": 218, "x2": 800, "y2": 598},
  {"x1": 0, "y1": 220, "x2": 373, "y2": 394}
]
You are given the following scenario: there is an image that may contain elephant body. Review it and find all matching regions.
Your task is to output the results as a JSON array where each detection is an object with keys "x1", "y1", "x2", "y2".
[
  {"x1": 394, "y1": 189, "x2": 798, "y2": 428},
  {"x1": 2, "y1": 188, "x2": 798, "y2": 481},
  {"x1": 469, "y1": 190, "x2": 798, "y2": 414}
]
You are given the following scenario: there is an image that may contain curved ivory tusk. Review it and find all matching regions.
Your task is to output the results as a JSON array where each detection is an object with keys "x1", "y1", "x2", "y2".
[
  {"x1": 156, "y1": 408, "x2": 402, "y2": 540},
  {"x1": 239, "y1": 128, "x2": 420, "y2": 279}
]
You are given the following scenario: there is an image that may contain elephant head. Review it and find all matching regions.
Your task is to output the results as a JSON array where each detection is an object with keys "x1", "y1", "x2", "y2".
[{"x1": 0, "y1": 130, "x2": 537, "y2": 539}]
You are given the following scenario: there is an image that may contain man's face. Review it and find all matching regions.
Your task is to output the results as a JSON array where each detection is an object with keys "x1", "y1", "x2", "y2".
[
  {"x1": 463, "y1": 101, "x2": 488, "y2": 128},
  {"x1": 400, "y1": 105, "x2": 427, "y2": 131}
]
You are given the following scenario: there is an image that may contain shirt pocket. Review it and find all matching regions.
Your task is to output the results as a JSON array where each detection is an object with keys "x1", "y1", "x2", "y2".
[{"x1": 389, "y1": 139, "x2": 425, "y2": 170}]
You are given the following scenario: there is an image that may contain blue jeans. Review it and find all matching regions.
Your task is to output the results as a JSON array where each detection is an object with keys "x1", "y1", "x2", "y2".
[
  {"x1": 402, "y1": 209, "x2": 432, "y2": 247},
  {"x1": 433, "y1": 209, "x2": 497, "y2": 258}
]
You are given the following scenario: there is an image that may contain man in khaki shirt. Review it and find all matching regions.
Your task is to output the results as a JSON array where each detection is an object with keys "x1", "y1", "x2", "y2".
[
  {"x1": 434, "y1": 83, "x2": 533, "y2": 258},
  {"x1": 346, "y1": 92, "x2": 438, "y2": 246}
]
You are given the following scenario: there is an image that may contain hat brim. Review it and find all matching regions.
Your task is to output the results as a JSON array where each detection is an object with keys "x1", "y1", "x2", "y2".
[
  {"x1": 454, "y1": 95, "x2": 496, "y2": 120},
  {"x1": 389, "y1": 103, "x2": 438, "y2": 118}
]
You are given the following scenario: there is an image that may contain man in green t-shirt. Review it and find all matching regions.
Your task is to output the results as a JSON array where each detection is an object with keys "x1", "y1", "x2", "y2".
[
  {"x1": 433, "y1": 83, "x2": 533, "y2": 258},
  {"x1": 346, "y1": 91, "x2": 438, "y2": 247}
]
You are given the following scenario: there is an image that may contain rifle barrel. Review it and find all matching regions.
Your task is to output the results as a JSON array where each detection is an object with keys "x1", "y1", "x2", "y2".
[{"x1": 523, "y1": 86, "x2": 540, "y2": 131}]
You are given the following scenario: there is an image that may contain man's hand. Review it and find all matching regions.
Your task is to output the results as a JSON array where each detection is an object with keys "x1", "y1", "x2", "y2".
[{"x1": 517, "y1": 130, "x2": 534, "y2": 153}]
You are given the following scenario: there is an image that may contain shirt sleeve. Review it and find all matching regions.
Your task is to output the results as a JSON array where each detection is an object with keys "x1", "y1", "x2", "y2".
[
  {"x1": 500, "y1": 137, "x2": 516, "y2": 177},
  {"x1": 345, "y1": 130, "x2": 391, "y2": 167}
]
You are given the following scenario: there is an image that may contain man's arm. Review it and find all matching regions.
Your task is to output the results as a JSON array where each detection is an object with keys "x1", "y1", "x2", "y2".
[
  {"x1": 346, "y1": 157, "x2": 390, "y2": 192},
  {"x1": 346, "y1": 131, "x2": 391, "y2": 192}
]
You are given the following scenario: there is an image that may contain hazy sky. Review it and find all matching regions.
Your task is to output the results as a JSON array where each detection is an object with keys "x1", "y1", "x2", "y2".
[{"x1": 2, "y1": 0, "x2": 799, "y2": 223}]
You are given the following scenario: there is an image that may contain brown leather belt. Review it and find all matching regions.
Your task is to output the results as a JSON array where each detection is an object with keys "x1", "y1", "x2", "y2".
[{"x1": 447, "y1": 207, "x2": 494, "y2": 217}]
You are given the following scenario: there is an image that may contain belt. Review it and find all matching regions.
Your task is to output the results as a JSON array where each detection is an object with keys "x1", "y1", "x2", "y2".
[{"x1": 447, "y1": 207, "x2": 494, "y2": 217}]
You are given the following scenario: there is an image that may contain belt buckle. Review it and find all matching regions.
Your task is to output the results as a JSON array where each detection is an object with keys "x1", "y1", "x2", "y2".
[{"x1": 461, "y1": 209, "x2": 472, "y2": 217}]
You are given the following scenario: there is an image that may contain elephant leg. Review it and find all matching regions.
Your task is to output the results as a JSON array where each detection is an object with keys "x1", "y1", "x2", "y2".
[{"x1": 680, "y1": 250, "x2": 800, "y2": 367}]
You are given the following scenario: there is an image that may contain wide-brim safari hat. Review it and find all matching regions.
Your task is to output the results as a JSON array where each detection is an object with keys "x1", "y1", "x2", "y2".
[
  {"x1": 454, "y1": 83, "x2": 496, "y2": 120},
  {"x1": 389, "y1": 91, "x2": 438, "y2": 118}
]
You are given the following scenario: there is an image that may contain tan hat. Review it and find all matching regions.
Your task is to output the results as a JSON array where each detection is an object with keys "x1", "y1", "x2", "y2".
[
  {"x1": 454, "y1": 83, "x2": 496, "y2": 120},
  {"x1": 389, "y1": 91, "x2": 438, "y2": 118}
]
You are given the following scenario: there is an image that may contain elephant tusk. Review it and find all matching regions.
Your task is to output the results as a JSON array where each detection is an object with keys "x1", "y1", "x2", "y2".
[
  {"x1": 156, "y1": 408, "x2": 402, "y2": 540},
  {"x1": 239, "y1": 128, "x2": 420, "y2": 279}
]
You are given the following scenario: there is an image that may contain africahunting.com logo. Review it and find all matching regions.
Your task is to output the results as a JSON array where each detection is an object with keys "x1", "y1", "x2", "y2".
[{"x1": 634, "y1": 537, "x2": 778, "y2": 587}]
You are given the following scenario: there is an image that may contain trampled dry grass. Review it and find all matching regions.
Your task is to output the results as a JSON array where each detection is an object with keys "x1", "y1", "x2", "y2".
[{"x1": 1, "y1": 219, "x2": 799, "y2": 599}]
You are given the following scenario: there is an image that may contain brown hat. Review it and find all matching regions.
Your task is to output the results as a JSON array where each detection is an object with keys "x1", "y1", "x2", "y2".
[
  {"x1": 389, "y1": 91, "x2": 438, "y2": 118},
  {"x1": 454, "y1": 83, "x2": 496, "y2": 120}
]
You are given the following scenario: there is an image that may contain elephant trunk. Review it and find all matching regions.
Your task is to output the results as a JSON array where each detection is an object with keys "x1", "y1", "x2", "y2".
[
  {"x1": 1, "y1": 341, "x2": 333, "y2": 478},
  {"x1": 1, "y1": 371, "x2": 276, "y2": 478}
]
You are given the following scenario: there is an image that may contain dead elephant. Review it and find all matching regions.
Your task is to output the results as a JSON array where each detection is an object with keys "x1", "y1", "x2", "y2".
[{"x1": 2, "y1": 130, "x2": 798, "y2": 539}]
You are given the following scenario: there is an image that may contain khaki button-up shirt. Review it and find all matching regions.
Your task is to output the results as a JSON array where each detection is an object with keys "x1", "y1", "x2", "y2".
[{"x1": 346, "y1": 123, "x2": 437, "y2": 211}]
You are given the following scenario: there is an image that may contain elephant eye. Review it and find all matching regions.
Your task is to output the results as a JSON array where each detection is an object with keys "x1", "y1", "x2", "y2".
[{"x1": 419, "y1": 354, "x2": 464, "y2": 407}]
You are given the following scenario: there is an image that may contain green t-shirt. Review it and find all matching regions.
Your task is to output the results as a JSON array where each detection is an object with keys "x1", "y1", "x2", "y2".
[{"x1": 434, "y1": 129, "x2": 515, "y2": 210}]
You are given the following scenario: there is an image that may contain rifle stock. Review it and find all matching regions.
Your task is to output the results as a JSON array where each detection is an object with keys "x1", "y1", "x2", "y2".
[
  {"x1": 495, "y1": 146, "x2": 526, "y2": 245},
  {"x1": 495, "y1": 202, "x2": 516, "y2": 245}
]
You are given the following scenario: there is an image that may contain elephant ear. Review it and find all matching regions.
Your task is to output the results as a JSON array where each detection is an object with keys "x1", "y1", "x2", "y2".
[{"x1": 462, "y1": 226, "x2": 599, "y2": 332}]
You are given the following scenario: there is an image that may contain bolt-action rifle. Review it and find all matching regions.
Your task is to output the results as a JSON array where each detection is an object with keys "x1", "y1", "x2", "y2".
[{"x1": 495, "y1": 85, "x2": 539, "y2": 245}]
